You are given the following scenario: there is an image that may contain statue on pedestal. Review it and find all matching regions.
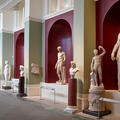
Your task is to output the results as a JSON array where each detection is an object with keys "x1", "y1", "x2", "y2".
[
  {"x1": 111, "y1": 33, "x2": 120, "y2": 91},
  {"x1": 64, "y1": 61, "x2": 79, "y2": 114},
  {"x1": 88, "y1": 46, "x2": 106, "y2": 112},
  {"x1": 55, "y1": 46, "x2": 66, "y2": 85},
  {"x1": 20, "y1": 65, "x2": 24, "y2": 77}
]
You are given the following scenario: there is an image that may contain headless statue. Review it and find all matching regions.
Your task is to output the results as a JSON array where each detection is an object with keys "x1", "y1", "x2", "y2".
[
  {"x1": 111, "y1": 33, "x2": 120, "y2": 91},
  {"x1": 55, "y1": 46, "x2": 66, "y2": 84},
  {"x1": 91, "y1": 46, "x2": 106, "y2": 86}
]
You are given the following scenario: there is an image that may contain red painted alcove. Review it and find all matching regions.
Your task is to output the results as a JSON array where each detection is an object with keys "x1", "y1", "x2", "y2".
[
  {"x1": 14, "y1": 29, "x2": 24, "y2": 78},
  {"x1": 45, "y1": 11, "x2": 73, "y2": 83},
  {"x1": 96, "y1": 0, "x2": 119, "y2": 89}
]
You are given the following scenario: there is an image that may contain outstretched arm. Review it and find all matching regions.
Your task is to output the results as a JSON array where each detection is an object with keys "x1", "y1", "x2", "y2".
[
  {"x1": 111, "y1": 33, "x2": 120, "y2": 61},
  {"x1": 98, "y1": 46, "x2": 106, "y2": 57}
]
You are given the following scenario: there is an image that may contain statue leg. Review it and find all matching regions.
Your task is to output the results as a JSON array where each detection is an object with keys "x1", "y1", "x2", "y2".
[
  {"x1": 93, "y1": 65, "x2": 98, "y2": 86},
  {"x1": 57, "y1": 65, "x2": 61, "y2": 82},
  {"x1": 117, "y1": 60, "x2": 120, "y2": 90},
  {"x1": 98, "y1": 66, "x2": 102, "y2": 86}
]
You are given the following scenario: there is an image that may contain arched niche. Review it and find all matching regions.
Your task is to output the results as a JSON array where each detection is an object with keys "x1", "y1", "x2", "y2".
[
  {"x1": 46, "y1": 19, "x2": 73, "y2": 83},
  {"x1": 14, "y1": 32, "x2": 24, "y2": 78},
  {"x1": 103, "y1": 1, "x2": 120, "y2": 89}
]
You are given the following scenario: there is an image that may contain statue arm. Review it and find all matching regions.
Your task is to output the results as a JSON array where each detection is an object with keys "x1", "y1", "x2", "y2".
[
  {"x1": 111, "y1": 33, "x2": 120, "y2": 61},
  {"x1": 98, "y1": 46, "x2": 106, "y2": 57},
  {"x1": 63, "y1": 52, "x2": 66, "y2": 62},
  {"x1": 91, "y1": 58, "x2": 94, "y2": 72}
]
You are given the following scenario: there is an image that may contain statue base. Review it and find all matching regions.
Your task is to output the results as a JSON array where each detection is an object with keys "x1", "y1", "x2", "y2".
[
  {"x1": 64, "y1": 106, "x2": 78, "y2": 114},
  {"x1": 56, "y1": 81, "x2": 66, "y2": 85},
  {"x1": 2, "y1": 85, "x2": 11, "y2": 90},
  {"x1": 17, "y1": 93, "x2": 27, "y2": 97},
  {"x1": 88, "y1": 85, "x2": 105, "y2": 112},
  {"x1": 2, "y1": 81, "x2": 12, "y2": 90},
  {"x1": 83, "y1": 109, "x2": 111, "y2": 117}
]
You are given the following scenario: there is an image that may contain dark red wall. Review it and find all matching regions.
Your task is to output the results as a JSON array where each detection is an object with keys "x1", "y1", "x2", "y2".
[
  {"x1": 96, "y1": 0, "x2": 119, "y2": 89},
  {"x1": 45, "y1": 11, "x2": 73, "y2": 83},
  {"x1": 14, "y1": 29, "x2": 24, "y2": 78}
]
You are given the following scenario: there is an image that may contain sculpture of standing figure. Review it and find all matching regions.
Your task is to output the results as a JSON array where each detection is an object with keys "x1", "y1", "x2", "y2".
[
  {"x1": 55, "y1": 46, "x2": 66, "y2": 84},
  {"x1": 91, "y1": 46, "x2": 106, "y2": 86},
  {"x1": 4, "y1": 60, "x2": 11, "y2": 83},
  {"x1": 111, "y1": 33, "x2": 120, "y2": 91},
  {"x1": 69, "y1": 61, "x2": 79, "y2": 79},
  {"x1": 20, "y1": 65, "x2": 24, "y2": 77}
]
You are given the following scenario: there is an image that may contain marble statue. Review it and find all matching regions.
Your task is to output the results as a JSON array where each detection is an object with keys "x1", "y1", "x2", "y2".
[
  {"x1": 88, "y1": 46, "x2": 106, "y2": 112},
  {"x1": 4, "y1": 60, "x2": 11, "y2": 82},
  {"x1": 55, "y1": 46, "x2": 66, "y2": 84},
  {"x1": 91, "y1": 46, "x2": 106, "y2": 87},
  {"x1": 111, "y1": 33, "x2": 120, "y2": 91},
  {"x1": 69, "y1": 61, "x2": 79, "y2": 79},
  {"x1": 20, "y1": 65, "x2": 24, "y2": 77}
]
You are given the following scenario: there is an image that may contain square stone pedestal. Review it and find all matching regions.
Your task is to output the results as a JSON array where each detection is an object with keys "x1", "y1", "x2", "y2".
[{"x1": 83, "y1": 109, "x2": 111, "y2": 117}]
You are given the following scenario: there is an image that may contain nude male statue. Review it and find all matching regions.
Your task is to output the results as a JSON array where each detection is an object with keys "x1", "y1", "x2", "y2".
[
  {"x1": 111, "y1": 33, "x2": 120, "y2": 91},
  {"x1": 91, "y1": 46, "x2": 106, "y2": 86},
  {"x1": 55, "y1": 46, "x2": 66, "y2": 84}
]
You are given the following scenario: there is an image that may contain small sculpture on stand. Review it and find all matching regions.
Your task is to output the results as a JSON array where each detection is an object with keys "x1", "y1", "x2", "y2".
[
  {"x1": 2, "y1": 60, "x2": 11, "y2": 89},
  {"x1": 83, "y1": 46, "x2": 110, "y2": 117},
  {"x1": 55, "y1": 46, "x2": 66, "y2": 85},
  {"x1": 111, "y1": 33, "x2": 120, "y2": 91},
  {"x1": 64, "y1": 61, "x2": 79, "y2": 114},
  {"x1": 69, "y1": 61, "x2": 79, "y2": 79},
  {"x1": 17, "y1": 65, "x2": 26, "y2": 97}
]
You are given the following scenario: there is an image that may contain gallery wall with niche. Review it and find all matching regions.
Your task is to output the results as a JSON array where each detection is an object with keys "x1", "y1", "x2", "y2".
[
  {"x1": 96, "y1": 0, "x2": 119, "y2": 90},
  {"x1": 14, "y1": 29, "x2": 24, "y2": 78},
  {"x1": 45, "y1": 11, "x2": 73, "y2": 83}
]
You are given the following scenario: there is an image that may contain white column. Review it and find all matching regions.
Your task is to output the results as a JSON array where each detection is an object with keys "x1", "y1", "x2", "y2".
[
  {"x1": 42, "y1": 0, "x2": 48, "y2": 17},
  {"x1": 57, "y1": 0, "x2": 60, "y2": 11}
]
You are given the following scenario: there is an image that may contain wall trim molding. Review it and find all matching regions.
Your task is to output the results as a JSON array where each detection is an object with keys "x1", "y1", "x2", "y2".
[
  {"x1": 42, "y1": 7, "x2": 74, "y2": 22},
  {"x1": 0, "y1": 29, "x2": 13, "y2": 33},
  {"x1": 24, "y1": 16, "x2": 42, "y2": 23}
]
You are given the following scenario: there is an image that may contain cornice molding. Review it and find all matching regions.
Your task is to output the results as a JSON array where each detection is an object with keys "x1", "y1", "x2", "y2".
[{"x1": 42, "y1": 7, "x2": 74, "y2": 23}]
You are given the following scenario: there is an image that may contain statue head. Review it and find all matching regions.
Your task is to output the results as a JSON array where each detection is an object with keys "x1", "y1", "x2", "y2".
[
  {"x1": 57, "y1": 46, "x2": 62, "y2": 52},
  {"x1": 5, "y1": 60, "x2": 8, "y2": 65},
  {"x1": 20, "y1": 65, "x2": 24, "y2": 71},
  {"x1": 93, "y1": 49, "x2": 98, "y2": 56},
  {"x1": 71, "y1": 61, "x2": 76, "y2": 68}
]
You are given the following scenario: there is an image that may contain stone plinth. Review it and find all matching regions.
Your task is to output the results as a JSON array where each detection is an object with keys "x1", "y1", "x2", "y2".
[
  {"x1": 88, "y1": 86, "x2": 105, "y2": 112},
  {"x1": 64, "y1": 78, "x2": 77, "y2": 114}
]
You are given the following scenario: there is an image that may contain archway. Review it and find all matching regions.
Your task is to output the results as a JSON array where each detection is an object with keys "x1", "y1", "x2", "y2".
[
  {"x1": 46, "y1": 19, "x2": 73, "y2": 83},
  {"x1": 14, "y1": 33, "x2": 24, "y2": 78},
  {"x1": 103, "y1": 1, "x2": 120, "y2": 89}
]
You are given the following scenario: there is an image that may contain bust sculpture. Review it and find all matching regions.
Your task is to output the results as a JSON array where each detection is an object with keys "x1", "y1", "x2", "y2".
[
  {"x1": 69, "y1": 61, "x2": 79, "y2": 79},
  {"x1": 91, "y1": 46, "x2": 106, "y2": 87},
  {"x1": 55, "y1": 46, "x2": 66, "y2": 84},
  {"x1": 20, "y1": 65, "x2": 24, "y2": 77},
  {"x1": 4, "y1": 60, "x2": 11, "y2": 82},
  {"x1": 111, "y1": 33, "x2": 120, "y2": 91}
]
